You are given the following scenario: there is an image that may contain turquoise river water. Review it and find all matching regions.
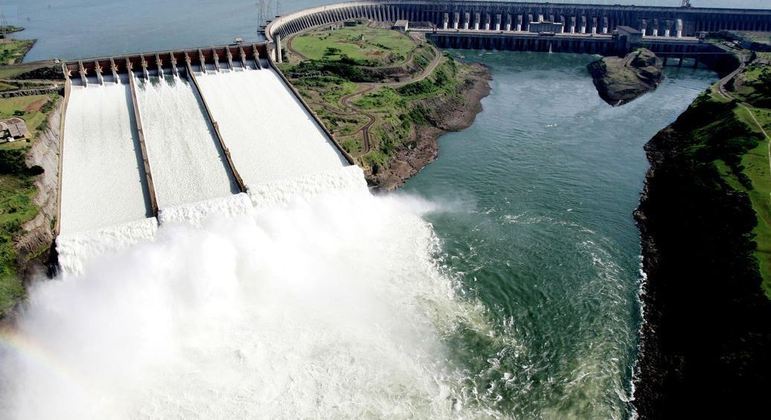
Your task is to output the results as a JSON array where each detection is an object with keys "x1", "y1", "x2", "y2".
[{"x1": 404, "y1": 51, "x2": 714, "y2": 417}]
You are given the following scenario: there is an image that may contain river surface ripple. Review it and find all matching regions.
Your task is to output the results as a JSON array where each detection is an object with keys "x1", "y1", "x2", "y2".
[{"x1": 403, "y1": 51, "x2": 715, "y2": 418}]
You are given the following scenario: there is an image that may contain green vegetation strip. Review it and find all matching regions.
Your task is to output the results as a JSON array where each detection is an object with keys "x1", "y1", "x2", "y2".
[
  {"x1": 291, "y1": 25, "x2": 416, "y2": 65},
  {"x1": 0, "y1": 168, "x2": 38, "y2": 313},
  {"x1": 0, "y1": 94, "x2": 58, "y2": 315},
  {"x1": 0, "y1": 39, "x2": 35, "y2": 65},
  {"x1": 281, "y1": 23, "x2": 477, "y2": 178},
  {"x1": 701, "y1": 64, "x2": 771, "y2": 297}
]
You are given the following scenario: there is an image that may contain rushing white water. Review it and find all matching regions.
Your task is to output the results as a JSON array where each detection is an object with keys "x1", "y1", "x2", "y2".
[
  {"x1": 56, "y1": 217, "x2": 159, "y2": 274},
  {"x1": 135, "y1": 74, "x2": 238, "y2": 208},
  {"x1": 158, "y1": 192, "x2": 253, "y2": 226},
  {"x1": 194, "y1": 68, "x2": 348, "y2": 188},
  {"x1": 0, "y1": 167, "x2": 496, "y2": 419},
  {"x1": 248, "y1": 165, "x2": 366, "y2": 208},
  {"x1": 60, "y1": 81, "x2": 151, "y2": 233}
]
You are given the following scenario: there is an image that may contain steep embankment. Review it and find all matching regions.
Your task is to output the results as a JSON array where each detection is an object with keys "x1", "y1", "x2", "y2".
[
  {"x1": 368, "y1": 62, "x2": 490, "y2": 189},
  {"x1": 633, "y1": 67, "x2": 771, "y2": 417},
  {"x1": 17, "y1": 101, "x2": 61, "y2": 271},
  {"x1": 588, "y1": 48, "x2": 663, "y2": 106},
  {"x1": 0, "y1": 66, "x2": 63, "y2": 317}
]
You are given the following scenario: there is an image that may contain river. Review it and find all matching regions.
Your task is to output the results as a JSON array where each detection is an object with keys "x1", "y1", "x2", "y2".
[
  {"x1": 404, "y1": 51, "x2": 714, "y2": 417},
  {"x1": 1, "y1": 0, "x2": 722, "y2": 417}
]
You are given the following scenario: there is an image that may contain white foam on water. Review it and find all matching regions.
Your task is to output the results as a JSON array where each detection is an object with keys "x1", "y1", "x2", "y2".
[
  {"x1": 248, "y1": 165, "x2": 368, "y2": 208},
  {"x1": 60, "y1": 82, "x2": 151, "y2": 233},
  {"x1": 134, "y1": 74, "x2": 238, "y2": 208},
  {"x1": 55, "y1": 217, "x2": 158, "y2": 274},
  {"x1": 158, "y1": 193, "x2": 253, "y2": 226},
  {"x1": 1, "y1": 170, "x2": 495, "y2": 419},
  {"x1": 194, "y1": 67, "x2": 348, "y2": 187}
]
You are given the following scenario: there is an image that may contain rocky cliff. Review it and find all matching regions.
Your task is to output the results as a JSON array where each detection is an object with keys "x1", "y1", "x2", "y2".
[{"x1": 633, "y1": 91, "x2": 771, "y2": 418}]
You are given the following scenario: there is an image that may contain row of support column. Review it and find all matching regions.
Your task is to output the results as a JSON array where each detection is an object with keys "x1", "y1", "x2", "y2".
[
  {"x1": 276, "y1": 5, "x2": 704, "y2": 40},
  {"x1": 272, "y1": 3, "x2": 771, "y2": 42},
  {"x1": 428, "y1": 34, "x2": 616, "y2": 55}
]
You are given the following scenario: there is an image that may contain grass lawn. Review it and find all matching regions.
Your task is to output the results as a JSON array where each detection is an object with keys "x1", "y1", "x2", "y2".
[
  {"x1": 735, "y1": 105, "x2": 771, "y2": 297},
  {"x1": 0, "y1": 94, "x2": 58, "y2": 139},
  {"x1": 0, "y1": 61, "x2": 54, "y2": 80},
  {"x1": 291, "y1": 24, "x2": 416, "y2": 65},
  {"x1": 282, "y1": 24, "x2": 474, "y2": 176},
  {"x1": 0, "y1": 38, "x2": 34, "y2": 65},
  {"x1": 0, "y1": 94, "x2": 59, "y2": 316}
]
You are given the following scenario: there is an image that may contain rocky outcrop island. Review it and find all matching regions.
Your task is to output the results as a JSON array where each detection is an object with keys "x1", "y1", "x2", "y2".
[{"x1": 588, "y1": 48, "x2": 663, "y2": 106}]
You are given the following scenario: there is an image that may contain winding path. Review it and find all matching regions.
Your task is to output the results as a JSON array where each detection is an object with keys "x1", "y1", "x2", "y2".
[
  {"x1": 716, "y1": 59, "x2": 771, "y2": 177},
  {"x1": 285, "y1": 29, "x2": 443, "y2": 154},
  {"x1": 339, "y1": 86, "x2": 376, "y2": 152}
]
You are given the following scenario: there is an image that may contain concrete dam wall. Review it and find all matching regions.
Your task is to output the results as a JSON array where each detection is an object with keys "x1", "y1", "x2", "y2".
[
  {"x1": 266, "y1": 0, "x2": 771, "y2": 43},
  {"x1": 57, "y1": 43, "x2": 353, "y2": 271},
  {"x1": 264, "y1": 1, "x2": 770, "y2": 62}
]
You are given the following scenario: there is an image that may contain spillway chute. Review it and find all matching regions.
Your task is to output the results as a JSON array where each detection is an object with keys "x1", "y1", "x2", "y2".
[
  {"x1": 55, "y1": 44, "x2": 354, "y2": 272},
  {"x1": 59, "y1": 79, "x2": 154, "y2": 235}
]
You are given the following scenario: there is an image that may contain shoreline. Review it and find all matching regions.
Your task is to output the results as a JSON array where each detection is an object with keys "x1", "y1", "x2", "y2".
[
  {"x1": 367, "y1": 62, "x2": 492, "y2": 190},
  {"x1": 18, "y1": 39, "x2": 37, "y2": 64}
]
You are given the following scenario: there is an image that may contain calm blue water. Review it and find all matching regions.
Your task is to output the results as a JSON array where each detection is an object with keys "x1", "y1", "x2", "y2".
[{"x1": 1, "y1": 0, "x2": 767, "y2": 62}]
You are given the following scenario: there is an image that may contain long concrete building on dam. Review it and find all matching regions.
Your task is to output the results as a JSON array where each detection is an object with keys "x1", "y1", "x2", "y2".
[
  {"x1": 267, "y1": 0, "x2": 771, "y2": 39},
  {"x1": 265, "y1": 0, "x2": 771, "y2": 59}
]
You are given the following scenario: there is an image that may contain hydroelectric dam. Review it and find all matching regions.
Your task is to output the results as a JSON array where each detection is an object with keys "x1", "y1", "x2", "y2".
[
  {"x1": 56, "y1": 43, "x2": 356, "y2": 272},
  {"x1": 266, "y1": 0, "x2": 771, "y2": 65},
  {"x1": 53, "y1": 1, "x2": 771, "y2": 271},
  {"x1": 2, "y1": 1, "x2": 768, "y2": 418}
]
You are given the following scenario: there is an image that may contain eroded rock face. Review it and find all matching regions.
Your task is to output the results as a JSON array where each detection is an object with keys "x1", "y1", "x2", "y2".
[
  {"x1": 367, "y1": 63, "x2": 492, "y2": 190},
  {"x1": 588, "y1": 48, "x2": 663, "y2": 106},
  {"x1": 18, "y1": 101, "x2": 61, "y2": 270}
]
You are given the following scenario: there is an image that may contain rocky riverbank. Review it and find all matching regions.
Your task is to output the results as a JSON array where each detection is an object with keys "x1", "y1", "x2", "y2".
[
  {"x1": 18, "y1": 100, "x2": 61, "y2": 275},
  {"x1": 368, "y1": 62, "x2": 491, "y2": 190},
  {"x1": 633, "y1": 80, "x2": 771, "y2": 417},
  {"x1": 588, "y1": 48, "x2": 663, "y2": 106}
]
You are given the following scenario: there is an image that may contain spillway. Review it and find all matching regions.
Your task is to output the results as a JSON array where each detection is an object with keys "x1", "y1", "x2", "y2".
[
  {"x1": 60, "y1": 81, "x2": 152, "y2": 234},
  {"x1": 134, "y1": 74, "x2": 239, "y2": 208},
  {"x1": 194, "y1": 67, "x2": 348, "y2": 193}
]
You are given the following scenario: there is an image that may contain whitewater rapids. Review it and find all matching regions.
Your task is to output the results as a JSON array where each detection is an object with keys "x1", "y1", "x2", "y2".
[{"x1": 0, "y1": 167, "x2": 497, "y2": 419}]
